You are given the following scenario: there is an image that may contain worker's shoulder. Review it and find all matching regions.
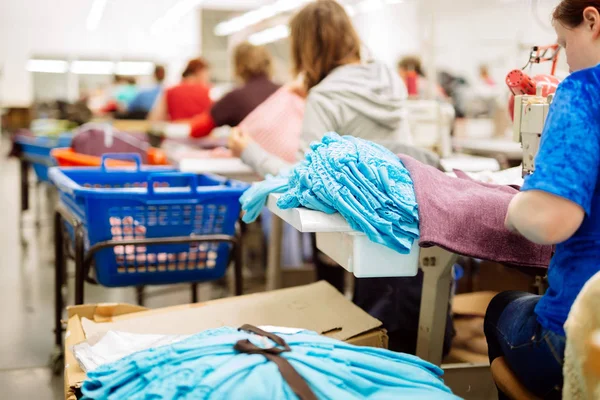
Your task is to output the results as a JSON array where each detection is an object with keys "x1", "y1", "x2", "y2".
[{"x1": 561, "y1": 65, "x2": 600, "y2": 91}]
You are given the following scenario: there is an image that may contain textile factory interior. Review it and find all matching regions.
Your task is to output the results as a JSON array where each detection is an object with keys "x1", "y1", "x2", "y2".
[{"x1": 1, "y1": 0, "x2": 600, "y2": 399}]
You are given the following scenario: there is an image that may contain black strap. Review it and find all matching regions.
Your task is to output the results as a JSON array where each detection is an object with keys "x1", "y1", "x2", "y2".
[{"x1": 235, "y1": 325, "x2": 318, "y2": 400}]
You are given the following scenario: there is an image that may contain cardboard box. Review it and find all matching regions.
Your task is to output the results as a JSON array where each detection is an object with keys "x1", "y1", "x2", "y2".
[{"x1": 65, "y1": 281, "x2": 387, "y2": 400}]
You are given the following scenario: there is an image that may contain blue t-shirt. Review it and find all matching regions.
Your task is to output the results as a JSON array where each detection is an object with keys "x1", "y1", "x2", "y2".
[
  {"x1": 522, "y1": 65, "x2": 600, "y2": 335},
  {"x1": 128, "y1": 85, "x2": 161, "y2": 113}
]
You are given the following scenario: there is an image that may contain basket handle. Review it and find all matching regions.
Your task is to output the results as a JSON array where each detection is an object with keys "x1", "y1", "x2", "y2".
[
  {"x1": 100, "y1": 153, "x2": 142, "y2": 171},
  {"x1": 147, "y1": 172, "x2": 198, "y2": 195}
]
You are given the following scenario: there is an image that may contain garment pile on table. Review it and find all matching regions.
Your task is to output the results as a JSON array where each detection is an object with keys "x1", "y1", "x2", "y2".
[
  {"x1": 241, "y1": 133, "x2": 419, "y2": 254},
  {"x1": 81, "y1": 325, "x2": 460, "y2": 400}
]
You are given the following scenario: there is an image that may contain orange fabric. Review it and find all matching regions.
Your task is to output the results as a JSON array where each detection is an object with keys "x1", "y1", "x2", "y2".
[
  {"x1": 52, "y1": 148, "x2": 169, "y2": 167},
  {"x1": 189, "y1": 112, "x2": 217, "y2": 138}
]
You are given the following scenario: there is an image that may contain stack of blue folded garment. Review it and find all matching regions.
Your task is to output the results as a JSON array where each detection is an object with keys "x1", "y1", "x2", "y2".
[
  {"x1": 81, "y1": 327, "x2": 460, "y2": 400},
  {"x1": 240, "y1": 133, "x2": 419, "y2": 254}
]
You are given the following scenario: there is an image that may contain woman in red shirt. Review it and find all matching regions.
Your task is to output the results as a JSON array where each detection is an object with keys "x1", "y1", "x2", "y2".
[{"x1": 148, "y1": 58, "x2": 212, "y2": 122}]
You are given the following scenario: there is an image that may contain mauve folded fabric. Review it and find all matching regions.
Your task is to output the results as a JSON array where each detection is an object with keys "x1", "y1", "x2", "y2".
[
  {"x1": 398, "y1": 155, "x2": 552, "y2": 268},
  {"x1": 71, "y1": 128, "x2": 149, "y2": 163}
]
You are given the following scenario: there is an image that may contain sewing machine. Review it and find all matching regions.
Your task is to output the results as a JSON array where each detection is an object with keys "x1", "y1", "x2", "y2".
[
  {"x1": 507, "y1": 45, "x2": 561, "y2": 176},
  {"x1": 511, "y1": 92, "x2": 553, "y2": 176}
]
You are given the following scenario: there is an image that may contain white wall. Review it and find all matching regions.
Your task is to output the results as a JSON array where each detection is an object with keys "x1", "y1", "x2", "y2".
[
  {"x1": 433, "y1": 0, "x2": 565, "y2": 84},
  {"x1": 0, "y1": 0, "x2": 201, "y2": 107},
  {"x1": 352, "y1": 1, "x2": 421, "y2": 68}
]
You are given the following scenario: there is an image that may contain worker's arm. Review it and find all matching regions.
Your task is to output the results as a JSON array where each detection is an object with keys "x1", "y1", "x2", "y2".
[
  {"x1": 507, "y1": 71, "x2": 600, "y2": 245},
  {"x1": 147, "y1": 92, "x2": 167, "y2": 122},
  {"x1": 189, "y1": 112, "x2": 216, "y2": 138},
  {"x1": 505, "y1": 190, "x2": 584, "y2": 245}
]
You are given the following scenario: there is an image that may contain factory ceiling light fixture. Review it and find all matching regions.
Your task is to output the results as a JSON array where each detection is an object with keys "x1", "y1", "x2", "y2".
[
  {"x1": 26, "y1": 59, "x2": 69, "y2": 74},
  {"x1": 114, "y1": 61, "x2": 155, "y2": 76},
  {"x1": 214, "y1": 0, "x2": 310, "y2": 36},
  {"x1": 70, "y1": 61, "x2": 115, "y2": 75},
  {"x1": 248, "y1": 24, "x2": 291, "y2": 45},
  {"x1": 244, "y1": 0, "x2": 409, "y2": 45},
  {"x1": 216, "y1": 0, "x2": 409, "y2": 38},
  {"x1": 152, "y1": 0, "x2": 206, "y2": 34},
  {"x1": 86, "y1": 0, "x2": 108, "y2": 31}
]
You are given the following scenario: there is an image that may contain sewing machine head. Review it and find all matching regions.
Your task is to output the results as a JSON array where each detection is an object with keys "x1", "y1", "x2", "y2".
[
  {"x1": 506, "y1": 45, "x2": 561, "y2": 177},
  {"x1": 512, "y1": 92, "x2": 553, "y2": 176}
]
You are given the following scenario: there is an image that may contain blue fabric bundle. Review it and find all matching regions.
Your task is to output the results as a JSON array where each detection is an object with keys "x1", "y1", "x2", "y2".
[
  {"x1": 241, "y1": 133, "x2": 419, "y2": 254},
  {"x1": 81, "y1": 327, "x2": 460, "y2": 400}
]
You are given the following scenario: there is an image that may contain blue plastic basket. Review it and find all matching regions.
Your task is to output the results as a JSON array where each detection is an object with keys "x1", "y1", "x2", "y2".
[
  {"x1": 15, "y1": 133, "x2": 72, "y2": 182},
  {"x1": 49, "y1": 153, "x2": 248, "y2": 287}
]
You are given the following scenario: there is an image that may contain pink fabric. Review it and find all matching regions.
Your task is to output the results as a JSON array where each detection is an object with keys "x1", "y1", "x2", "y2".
[
  {"x1": 238, "y1": 87, "x2": 305, "y2": 163},
  {"x1": 399, "y1": 155, "x2": 553, "y2": 268}
]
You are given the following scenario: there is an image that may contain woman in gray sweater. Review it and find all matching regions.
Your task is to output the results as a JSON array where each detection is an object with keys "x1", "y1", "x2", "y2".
[
  {"x1": 229, "y1": 1, "x2": 437, "y2": 174},
  {"x1": 229, "y1": 0, "x2": 452, "y2": 356}
]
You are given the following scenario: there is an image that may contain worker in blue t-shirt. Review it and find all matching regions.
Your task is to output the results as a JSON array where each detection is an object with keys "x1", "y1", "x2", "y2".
[
  {"x1": 127, "y1": 65, "x2": 165, "y2": 118},
  {"x1": 484, "y1": 1, "x2": 600, "y2": 399}
]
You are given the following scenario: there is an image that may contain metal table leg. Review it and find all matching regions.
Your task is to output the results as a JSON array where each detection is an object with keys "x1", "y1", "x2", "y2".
[
  {"x1": 234, "y1": 227, "x2": 243, "y2": 296},
  {"x1": 74, "y1": 225, "x2": 86, "y2": 305},
  {"x1": 416, "y1": 247, "x2": 458, "y2": 365},
  {"x1": 53, "y1": 210, "x2": 66, "y2": 349},
  {"x1": 20, "y1": 159, "x2": 30, "y2": 212},
  {"x1": 266, "y1": 214, "x2": 284, "y2": 291},
  {"x1": 19, "y1": 159, "x2": 30, "y2": 245}
]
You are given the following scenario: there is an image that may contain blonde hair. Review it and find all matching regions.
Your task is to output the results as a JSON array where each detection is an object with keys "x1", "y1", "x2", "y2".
[
  {"x1": 290, "y1": 0, "x2": 361, "y2": 91},
  {"x1": 234, "y1": 42, "x2": 273, "y2": 82}
]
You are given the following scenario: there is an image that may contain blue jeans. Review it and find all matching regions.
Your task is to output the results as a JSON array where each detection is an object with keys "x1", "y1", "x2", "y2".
[{"x1": 484, "y1": 291, "x2": 566, "y2": 400}]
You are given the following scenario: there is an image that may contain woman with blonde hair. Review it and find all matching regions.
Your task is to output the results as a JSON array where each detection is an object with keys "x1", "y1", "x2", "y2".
[
  {"x1": 188, "y1": 42, "x2": 280, "y2": 138},
  {"x1": 229, "y1": 0, "x2": 449, "y2": 356}
]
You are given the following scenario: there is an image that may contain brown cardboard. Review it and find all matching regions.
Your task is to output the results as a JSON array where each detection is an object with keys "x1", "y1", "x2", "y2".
[
  {"x1": 453, "y1": 291, "x2": 498, "y2": 317},
  {"x1": 65, "y1": 282, "x2": 386, "y2": 399}
]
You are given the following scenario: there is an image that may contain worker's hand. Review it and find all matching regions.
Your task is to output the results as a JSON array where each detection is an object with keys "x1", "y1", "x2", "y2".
[{"x1": 228, "y1": 127, "x2": 252, "y2": 158}]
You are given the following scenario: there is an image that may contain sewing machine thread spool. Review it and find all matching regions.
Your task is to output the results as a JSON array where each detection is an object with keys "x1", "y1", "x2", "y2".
[{"x1": 506, "y1": 70, "x2": 537, "y2": 96}]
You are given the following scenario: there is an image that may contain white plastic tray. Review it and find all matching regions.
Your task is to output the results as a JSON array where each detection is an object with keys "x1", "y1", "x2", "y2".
[{"x1": 267, "y1": 194, "x2": 419, "y2": 277}]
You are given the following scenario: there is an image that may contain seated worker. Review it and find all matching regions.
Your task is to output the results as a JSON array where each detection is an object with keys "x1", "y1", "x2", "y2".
[
  {"x1": 148, "y1": 58, "x2": 212, "y2": 122},
  {"x1": 188, "y1": 42, "x2": 281, "y2": 138},
  {"x1": 484, "y1": 1, "x2": 600, "y2": 398},
  {"x1": 229, "y1": 0, "x2": 453, "y2": 356},
  {"x1": 127, "y1": 65, "x2": 166, "y2": 119},
  {"x1": 397, "y1": 56, "x2": 447, "y2": 99}
]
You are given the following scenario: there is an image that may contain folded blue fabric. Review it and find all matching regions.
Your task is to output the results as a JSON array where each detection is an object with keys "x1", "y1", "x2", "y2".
[
  {"x1": 240, "y1": 133, "x2": 419, "y2": 254},
  {"x1": 81, "y1": 327, "x2": 460, "y2": 400}
]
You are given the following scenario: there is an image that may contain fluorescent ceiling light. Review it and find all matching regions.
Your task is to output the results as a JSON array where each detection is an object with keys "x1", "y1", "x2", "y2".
[
  {"x1": 248, "y1": 24, "x2": 290, "y2": 46},
  {"x1": 152, "y1": 0, "x2": 205, "y2": 34},
  {"x1": 214, "y1": 0, "x2": 310, "y2": 37},
  {"x1": 115, "y1": 61, "x2": 155, "y2": 76},
  {"x1": 71, "y1": 61, "x2": 114, "y2": 75},
  {"x1": 26, "y1": 59, "x2": 69, "y2": 74},
  {"x1": 86, "y1": 0, "x2": 108, "y2": 31}
]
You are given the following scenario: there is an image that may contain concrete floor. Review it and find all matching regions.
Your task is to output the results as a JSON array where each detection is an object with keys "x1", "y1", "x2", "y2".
[{"x1": 0, "y1": 141, "x2": 239, "y2": 400}]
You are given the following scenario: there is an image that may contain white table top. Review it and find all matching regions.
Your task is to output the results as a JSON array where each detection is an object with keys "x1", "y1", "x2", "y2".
[
  {"x1": 441, "y1": 154, "x2": 500, "y2": 173},
  {"x1": 178, "y1": 158, "x2": 259, "y2": 182},
  {"x1": 453, "y1": 137, "x2": 523, "y2": 160}
]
